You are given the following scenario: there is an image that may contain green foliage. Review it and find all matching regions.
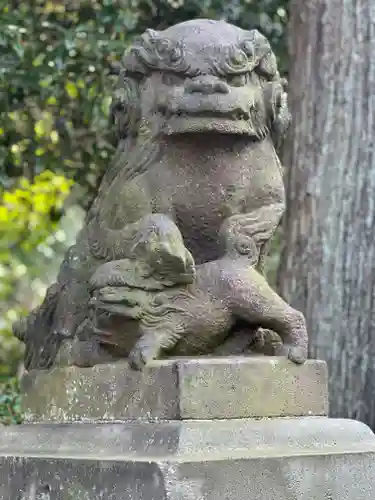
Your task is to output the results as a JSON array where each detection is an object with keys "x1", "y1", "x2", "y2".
[
  {"x1": 0, "y1": 377, "x2": 23, "y2": 425},
  {"x1": 0, "y1": 171, "x2": 73, "y2": 376},
  {"x1": 0, "y1": 170, "x2": 73, "y2": 256},
  {"x1": 0, "y1": 0, "x2": 126, "y2": 206}
]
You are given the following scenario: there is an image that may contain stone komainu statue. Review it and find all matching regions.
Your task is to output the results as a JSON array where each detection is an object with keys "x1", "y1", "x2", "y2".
[{"x1": 14, "y1": 19, "x2": 308, "y2": 371}]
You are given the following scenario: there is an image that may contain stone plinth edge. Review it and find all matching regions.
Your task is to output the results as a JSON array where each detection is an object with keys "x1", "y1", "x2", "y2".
[
  {"x1": 1, "y1": 417, "x2": 375, "y2": 499},
  {"x1": 21, "y1": 356, "x2": 329, "y2": 423}
]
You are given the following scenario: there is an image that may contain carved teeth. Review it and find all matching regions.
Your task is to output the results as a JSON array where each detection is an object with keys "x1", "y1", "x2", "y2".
[{"x1": 162, "y1": 109, "x2": 249, "y2": 121}]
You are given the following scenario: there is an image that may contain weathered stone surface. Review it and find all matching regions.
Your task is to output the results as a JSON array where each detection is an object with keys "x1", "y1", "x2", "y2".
[
  {"x1": 14, "y1": 19, "x2": 307, "y2": 374},
  {"x1": 2, "y1": 453, "x2": 375, "y2": 500},
  {"x1": 2, "y1": 355, "x2": 374, "y2": 499},
  {"x1": 21, "y1": 356, "x2": 329, "y2": 422},
  {"x1": 1, "y1": 418, "x2": 375, "y2": 499},
  {"x1": 177, "y1": 356, "x2": 328, "y2": 420},
  {"x1": 21, "y1": 359, "x2": 180, "y2": 423},
  {"x1": 0, "y1": 418, "x2": 373, "y2": 459}
]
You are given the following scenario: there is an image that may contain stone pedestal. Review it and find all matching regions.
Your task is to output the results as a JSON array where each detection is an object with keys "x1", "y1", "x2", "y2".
[{"x1": 1, "y1": 356, "x2": 375, "y2": 499}]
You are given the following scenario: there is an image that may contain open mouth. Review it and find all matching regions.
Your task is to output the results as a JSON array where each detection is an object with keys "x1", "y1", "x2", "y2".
[
  {"x1": 157, "y1": 269, "x2": 196, "y2": 284},
  {"x1": 157, "y1": 102, "x2": 255, "y2": 135},
  {"x1": 159, "y1": 106, "x2": 250, "y2": 121},
  {"x1": 161, "y1": 108, "x2": 250, "y2": 121},
  {"x1": 162, "y1": 114, "x2": 253, "y2": 135}
]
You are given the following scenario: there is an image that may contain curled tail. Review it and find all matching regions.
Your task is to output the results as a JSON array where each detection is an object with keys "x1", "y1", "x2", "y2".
[{"x1": 12, "y1": 284, "x2": 60, "y2": 370}]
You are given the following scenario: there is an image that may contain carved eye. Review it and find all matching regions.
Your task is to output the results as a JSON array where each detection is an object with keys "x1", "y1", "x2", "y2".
[
  {"x1": 162, "y1": 72, "x2": 184, "y2": 86},
  {"x1": 227, "y1": 73, "x2": 250, "y2": 87}
]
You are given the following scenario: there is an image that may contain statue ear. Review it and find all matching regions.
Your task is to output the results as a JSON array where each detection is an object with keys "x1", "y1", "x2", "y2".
[
  {"x1": 263, "y1": 80, "x2": 287, "y2": 120},
  {"x1": 145, "y1": 28, "x2": 160, "y2": 39},
  {"x1": 110, "y1": 70, "x2": 141, "y2": 140},
  {"x1": 263, "y1": 80, "x2": 291, "y2": 149}
]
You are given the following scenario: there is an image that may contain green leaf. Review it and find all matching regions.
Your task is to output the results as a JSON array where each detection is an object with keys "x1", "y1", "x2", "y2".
[
  {"x1": 34, "y1": 120, "x2": 46, "y2": 137},
  {"x1": 32, "y1": 53, "x2": 45, "y2": 67},
  {"x1": 65, "y1": 80, "x2": 78, "y2": 99}
]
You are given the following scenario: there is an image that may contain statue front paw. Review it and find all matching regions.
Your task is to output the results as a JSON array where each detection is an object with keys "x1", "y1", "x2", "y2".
[
  {"x1": 275, "y1": 343, "x2": 307, "y2": 365},
  {"x1": 287, "y1": 345, "x2": 307, "y2": 364},
  {"x1": 128, "y1": 340, "x2": 161, "y2": 371}
]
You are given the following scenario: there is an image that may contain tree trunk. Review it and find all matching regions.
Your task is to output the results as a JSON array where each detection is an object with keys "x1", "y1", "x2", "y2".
[{"x1": 278, "y1": 0, "x2": 375, "y2": 427}]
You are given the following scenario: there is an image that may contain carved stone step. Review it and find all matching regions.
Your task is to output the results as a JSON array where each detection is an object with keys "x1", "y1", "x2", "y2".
[{"x1": 1, "y1": 416, "x2": 375, "y2": 499}]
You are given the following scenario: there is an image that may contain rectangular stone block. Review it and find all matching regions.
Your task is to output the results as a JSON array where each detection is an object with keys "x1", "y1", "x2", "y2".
[
  {"x1": 21, "y1": 356, "x2": 329, "y2": 422},
  {"x1": 177, "y1": 356, "x2": 328, "y2": 419},
  {"x1": 21, "y1": 359, "x2": 180, "y2": 422}
]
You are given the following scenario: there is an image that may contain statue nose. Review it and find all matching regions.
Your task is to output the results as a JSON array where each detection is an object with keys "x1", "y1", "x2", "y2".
[{"x1": 185, "y1": 76, "x2": 229, "y2": 95}]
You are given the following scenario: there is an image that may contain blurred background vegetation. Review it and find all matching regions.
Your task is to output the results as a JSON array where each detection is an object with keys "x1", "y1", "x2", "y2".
[{"x1": 0, "y1": 0, "x2": 288, "y2": 423}]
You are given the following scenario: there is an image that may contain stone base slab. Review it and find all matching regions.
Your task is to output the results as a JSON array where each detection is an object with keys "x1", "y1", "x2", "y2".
[
  {"x1": 20, "y1": 356, "x2": 329, "y2": 422},
  {"x1": 1, "y1": 417, "x2": 375, "y2": 499}
]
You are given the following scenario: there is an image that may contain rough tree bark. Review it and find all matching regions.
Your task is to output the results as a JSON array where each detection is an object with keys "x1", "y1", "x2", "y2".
[{"x1": 278, "y1": 0, "x2": 375, "y2": 427}]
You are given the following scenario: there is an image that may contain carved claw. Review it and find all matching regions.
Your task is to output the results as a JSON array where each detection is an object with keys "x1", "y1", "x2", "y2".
[
  {"x1": 276, "y1": 343, "x2": 307, "y2": 365},
  {"x1": 287, "y1": 345, "x2": 307, "y2": 364},
  {"x1": 128, "y1": 340, "x2": 161, "y2": 371}
]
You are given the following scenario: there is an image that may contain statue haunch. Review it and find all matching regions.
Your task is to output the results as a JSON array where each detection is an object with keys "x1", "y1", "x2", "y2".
[{"x1": 13, "y1": 19, "x2": 308, "y2": 371}]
